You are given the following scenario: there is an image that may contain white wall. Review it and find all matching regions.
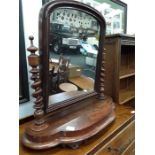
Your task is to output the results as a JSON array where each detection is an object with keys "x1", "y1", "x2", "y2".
[
  {"x1": 19, "y1": 0, "x2": 135, "y2": 119},
  {"x1": 122, "y1": 0, "x2": 135, "y2": 35},
  {"x1": 19, "y1": 0, "x2": 42, "y2": 119}
]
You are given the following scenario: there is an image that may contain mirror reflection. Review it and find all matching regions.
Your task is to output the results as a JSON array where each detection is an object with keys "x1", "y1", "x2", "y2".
[{"x1": 48, "y1": 7, "x2": 100, "y2": 105}]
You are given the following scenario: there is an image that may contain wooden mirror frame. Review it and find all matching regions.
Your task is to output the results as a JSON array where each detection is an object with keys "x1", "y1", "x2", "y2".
[
  {"x1": 39, "y1": 0, "x2": 106, "y2": 113},
  {"x1": 22, "y1": 0, "x2": 116, "y2": 150}
]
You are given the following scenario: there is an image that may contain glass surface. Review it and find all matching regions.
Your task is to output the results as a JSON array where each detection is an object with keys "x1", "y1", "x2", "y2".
[
  {"x1": 48, "y1": 7, "x2": 100, "y2": 106},
  {"x1": 43, "y1": 0, "x2": 127, "y2": 34},
  {"x1": 74, "y1": 0, "x2": 126, "y2": 34}
]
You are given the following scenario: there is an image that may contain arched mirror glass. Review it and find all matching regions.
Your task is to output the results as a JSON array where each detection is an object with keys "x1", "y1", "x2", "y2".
[
  {"x1": 47, "y1": 7, "x2": 101, "y2": 107},
  {"x1": 39, "y1": 1, "x2": 106, "y2": 113}
]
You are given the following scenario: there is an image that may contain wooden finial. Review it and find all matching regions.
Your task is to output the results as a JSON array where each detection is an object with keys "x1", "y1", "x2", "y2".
[
  {"x1": 27, "y1": 36, "x2": 48, "y2": 131},
  {"x1": 29, "y1": 35, "x2": 34, "y2": 40},
  {"x1": 27, "y1": 36, "x2": 38, "y2": 54}
]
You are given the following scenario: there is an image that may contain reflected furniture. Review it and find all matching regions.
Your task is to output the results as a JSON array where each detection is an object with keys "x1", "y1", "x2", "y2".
[
  {"x1": 69, "y1": 75, "x2": 94, "y2": 91},
  {"x1": 104, "y1": 34, "x2": 135, "y2": 105},
  {"x1": 50, "y1": 55, "x2": 71, "y2": 93},
  {"x1": 59, "y1": 83, "x2": 78, "y2": 92},
  {"x1": 57, "y1": 55, "x2": 70, "y2": 84},
  {"x1": 49, "y1": 55, "x2": 79, "y2": 93},
  {"x1": 49, "y1": 63, "x2": 57, "y2": 93},
  {"x1": 85, "y1": 46, "x2": 98, "y2": 67},
  {"x1": 68, "y1": 64, "x2": 82, "y2": 78},
  {"x1": 49, "y1": 60, "x2": 83, "y2": 78}
]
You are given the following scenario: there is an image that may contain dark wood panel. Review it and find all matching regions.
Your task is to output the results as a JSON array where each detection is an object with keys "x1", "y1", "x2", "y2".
[
  {"x1": 104, "y1": 35, "x2": 135, "y2": 105},
  {"x1": 104, "y1": 38, "x2": 118, "y2": 99}
]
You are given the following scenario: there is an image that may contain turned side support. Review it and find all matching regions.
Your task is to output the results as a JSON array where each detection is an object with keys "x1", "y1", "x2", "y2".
[
  {"x1": 27, "y1": 36, "x2": 48, "y2": 131},
  {"x1": 99, "y1": 48, "x2": 106, "y2": 100}
]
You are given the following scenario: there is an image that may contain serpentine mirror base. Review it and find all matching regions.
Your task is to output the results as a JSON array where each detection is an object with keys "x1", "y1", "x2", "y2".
[{"x1": 22, "y1": 96, "x2": 115, "y2": 150}]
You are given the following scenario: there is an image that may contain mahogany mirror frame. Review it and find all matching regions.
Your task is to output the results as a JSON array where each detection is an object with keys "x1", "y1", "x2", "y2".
[
  {"x1": 39, "y1": 0, "x2": 106, "y2": 113},
  {"x1": 22, "y1": 0, "x2": 116, "y2": 150}
]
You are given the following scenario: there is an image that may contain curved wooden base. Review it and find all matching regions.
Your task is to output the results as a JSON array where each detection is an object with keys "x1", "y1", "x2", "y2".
[{"x1": 22, "y1": 96, "x2": 115, "y2": 150}]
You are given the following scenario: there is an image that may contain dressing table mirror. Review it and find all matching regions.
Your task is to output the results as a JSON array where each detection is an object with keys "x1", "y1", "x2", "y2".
[
  {"x1": 22, "y1": 0, "x2": 115, "y2": 150},
  {"x1": 47, "y1": 6, "x2": 100, "y2": 112}
]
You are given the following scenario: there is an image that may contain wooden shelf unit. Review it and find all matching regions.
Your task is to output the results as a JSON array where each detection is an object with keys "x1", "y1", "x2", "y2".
[
  {"x1": 119, "y1": 76, "x2": 135, "y2": 104},
  {"x1": 104, "y1": 34, "x2": 135, "y2": 105},
  {"x1": 119, "y1": 67, "x2": 135, "y2": 79},
  {"x1": 120, "y1": 45, "x2": 135, "y2": 79}
]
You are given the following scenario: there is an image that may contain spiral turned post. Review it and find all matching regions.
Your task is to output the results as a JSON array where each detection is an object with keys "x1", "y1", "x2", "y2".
[
  {"x1": 98, "y1": 48, "x2": 106, "y2": 100},
  {"x1": 27, "y1": 36, "x2": 48, "y2": 131}
]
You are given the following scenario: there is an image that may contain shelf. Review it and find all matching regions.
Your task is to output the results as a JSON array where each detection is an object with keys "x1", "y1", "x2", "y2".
[
  {"x1": 119, "y1": 67, "x2": 135, "y2": 79},
  {"x1": 120, "y1": 45, "x2": 135, "y2": 79},
  {"x1": 104, "y1": 35, "x2": 135, "y2": 106},
  {"x1": 119, "y1": 76, "x2": 135, "y2": 105},
  {"x1": 119, "y1": 88, "x2": 135, "y2": 104}
]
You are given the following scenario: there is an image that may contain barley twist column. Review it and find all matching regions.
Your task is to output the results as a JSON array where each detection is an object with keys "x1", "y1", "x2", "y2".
[
  {"x1": 27, "y1": 36, "x2": 48, "y2": 131},
  {"x1": 98, "y1": 48, "x2": 106, "y2": 100}
]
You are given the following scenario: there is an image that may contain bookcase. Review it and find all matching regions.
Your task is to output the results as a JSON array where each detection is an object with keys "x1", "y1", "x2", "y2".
[{"x1": 104, "y1": 34, "x2": 135, "y2": 105}]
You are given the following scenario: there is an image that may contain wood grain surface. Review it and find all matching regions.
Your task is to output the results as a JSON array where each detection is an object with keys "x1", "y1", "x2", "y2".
[
  {"x1": 21, "y1": 96, "x2": 115, "y2": 150},
  {"x1": 20, "y1": 103, "x2": 134, "y2": 155}
]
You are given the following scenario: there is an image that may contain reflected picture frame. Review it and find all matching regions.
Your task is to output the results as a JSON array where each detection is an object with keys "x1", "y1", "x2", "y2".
[{"x1": 42, "y1": 0, "x2": 127, "y2": 35}]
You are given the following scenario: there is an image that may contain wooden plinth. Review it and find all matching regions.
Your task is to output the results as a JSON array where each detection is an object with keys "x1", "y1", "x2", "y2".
[{"x1": 21, "y1": 96, "x2": 115, "y2": 150}]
